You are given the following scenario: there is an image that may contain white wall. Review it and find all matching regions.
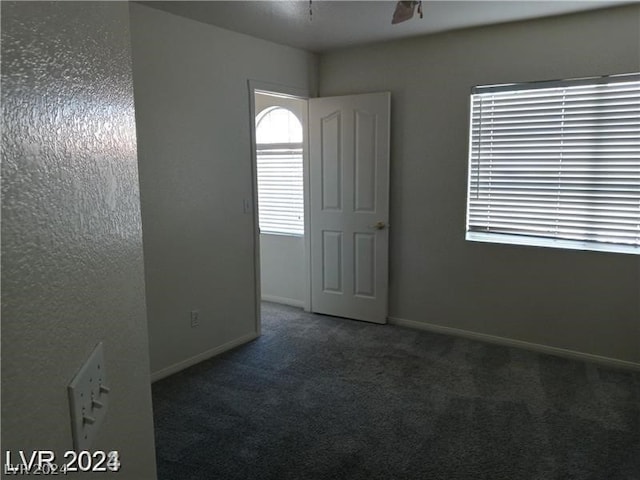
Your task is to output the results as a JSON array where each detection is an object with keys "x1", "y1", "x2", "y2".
[
  {"x1": 260, "y1": 234, "x2": 306, "y2": 307},
  {"x1": 1, "y1": 2, "x2": 157, "y2": 477},
  {"x1": 129, "y1": 4, "x2": 318, "y2": 378},
  {"x1": 319, "y1": 5, "x2": 640, "y2": 365},
  {"x1": 255, "y1": 92, "x2": 307, "y2": 307}
]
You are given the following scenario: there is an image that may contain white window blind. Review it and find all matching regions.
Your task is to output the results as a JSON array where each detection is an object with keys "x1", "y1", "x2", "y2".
[
  {"x1": 466, "y1": 73, "x2": 640, "y2": 254},
  {"x1": 256, "y1": 107, "x2": 304, "y2": 236},
  {"x1": 256, "y1": 144, "x2": 304, "y2": 236}
]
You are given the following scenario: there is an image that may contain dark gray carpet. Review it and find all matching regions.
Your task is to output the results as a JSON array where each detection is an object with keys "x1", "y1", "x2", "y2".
[{"x1": 152, "y1": 302, "x2": 640, "y2": 480}]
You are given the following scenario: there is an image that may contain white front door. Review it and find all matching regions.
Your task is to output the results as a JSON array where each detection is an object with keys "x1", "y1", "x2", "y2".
[{"x1": 309, "y1": 92, "x2": 391, "y2": 324}]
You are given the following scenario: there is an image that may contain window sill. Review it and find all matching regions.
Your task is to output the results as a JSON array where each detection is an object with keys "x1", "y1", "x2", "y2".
[
  {"x1": 260, "y1": 231, "x2": 304, "y2": 238},
  {"x1": 466, "y1": 231, "x2": 640, "y2": 256}
]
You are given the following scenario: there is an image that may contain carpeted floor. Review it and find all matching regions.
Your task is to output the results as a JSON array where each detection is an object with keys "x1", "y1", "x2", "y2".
[{"x1": 152, "y1": 302, "x2": 640, "y2": 480}]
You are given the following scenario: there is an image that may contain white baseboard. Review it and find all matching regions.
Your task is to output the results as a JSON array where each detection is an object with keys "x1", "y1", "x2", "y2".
[
  {"x1": 261, "y1": 294, "x2": 304, "y2": 309},
  {"x1": 151, "y1": 331, "x2": 259, "y2": 382},
  {"x1": 388, "y1": 316, "x2": 640, "y2": 372}
]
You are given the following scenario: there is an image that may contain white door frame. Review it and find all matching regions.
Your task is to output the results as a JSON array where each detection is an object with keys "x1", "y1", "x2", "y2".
[{"x1": 247, "y1": 80, "x2": 312, "y2": 335}]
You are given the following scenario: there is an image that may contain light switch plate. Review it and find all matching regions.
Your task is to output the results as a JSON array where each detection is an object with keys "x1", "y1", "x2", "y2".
[{"x1": 68, "y1": 342, "x2": 109, "y2": 450}]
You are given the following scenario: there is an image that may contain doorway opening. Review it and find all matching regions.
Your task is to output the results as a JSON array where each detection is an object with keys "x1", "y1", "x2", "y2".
[{"x1": 252, "y1": 90, "x2": 310, "y2": 321}]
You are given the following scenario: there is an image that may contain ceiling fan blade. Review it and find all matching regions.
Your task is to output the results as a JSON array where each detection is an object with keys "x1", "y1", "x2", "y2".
[{"x1": 392, "y1": 1, "x2": 418, "y2": 25}]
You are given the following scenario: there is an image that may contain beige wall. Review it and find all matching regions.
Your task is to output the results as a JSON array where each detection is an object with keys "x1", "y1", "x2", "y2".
[
  {"x1": 319, "y1": 5, "x2": 640, "y2": 364},
  {"x1": 1, "y1": 2, "x2": 157, "y2": 477},
  {"x1": 130, "y1": 4, "x2": 318, "y2": 378}
]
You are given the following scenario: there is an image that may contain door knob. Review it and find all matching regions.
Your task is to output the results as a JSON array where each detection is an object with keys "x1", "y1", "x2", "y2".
[{"x1": 370, "y1": 221, "x2": 387, "y2": 230}]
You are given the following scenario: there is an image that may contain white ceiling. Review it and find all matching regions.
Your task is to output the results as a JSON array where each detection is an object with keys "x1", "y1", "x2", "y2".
[{"x1": 142, "y1": 1, "x2": 638, "y2": 52}]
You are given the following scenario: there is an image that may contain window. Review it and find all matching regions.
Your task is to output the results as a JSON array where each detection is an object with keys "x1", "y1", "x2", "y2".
[
  {"x1": 466, "y1": 73, "x2": 640, "y2": 254},
  {"x1": 256, "y1": 107, "x2": 304, "y2": 236}
]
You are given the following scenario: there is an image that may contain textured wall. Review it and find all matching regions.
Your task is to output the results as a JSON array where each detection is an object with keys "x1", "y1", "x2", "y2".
[
  {"x1": 319, "y1": 5, "x2": 640, "y2": 364},
  {"x1": 1, "y1": 2, "x2": 157, "y2": 477},
  {"x1": 129, "y1": 4, "x2": 317, "y2": 378}
]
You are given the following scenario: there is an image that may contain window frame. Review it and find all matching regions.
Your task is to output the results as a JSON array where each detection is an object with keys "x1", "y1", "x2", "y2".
[
  {"x1": 465, "y1": 72, "x2": 640, "y2": 255},
  {"x1": 255, "y1": 106, "x2": 305, "y2": 237}
]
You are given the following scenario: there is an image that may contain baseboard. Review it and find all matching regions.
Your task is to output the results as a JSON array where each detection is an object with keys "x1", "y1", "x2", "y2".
[
  {"x1": 261, "y1": 295, "x2": 304, "y2": 309},
  {"x1": 388, "y1": 316, "x2": 640, "y2": 372},
  {"x1": 151, "y1": 331, "x2": 259, "y2": 382}
]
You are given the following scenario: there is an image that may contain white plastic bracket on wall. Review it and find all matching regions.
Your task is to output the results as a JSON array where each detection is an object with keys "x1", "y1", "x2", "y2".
[{"x1": 68, "y1": 342, "x2": 110, "y2": 450}]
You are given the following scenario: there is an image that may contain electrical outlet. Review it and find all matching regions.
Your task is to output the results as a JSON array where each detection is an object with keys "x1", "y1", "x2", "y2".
[
  {"x1": 190, "y1": 310, "x2": 199, "y2": 328},
  {"x1": 68, "y1": 342, "x2": 110, "y2": 451}
]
